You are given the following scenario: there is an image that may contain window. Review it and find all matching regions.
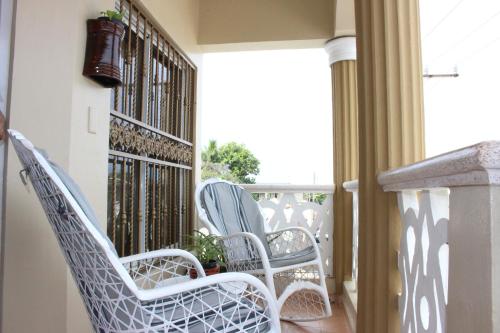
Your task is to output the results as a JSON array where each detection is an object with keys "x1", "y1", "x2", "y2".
[{"x1": 107, "y1": 0, "x2": 196, "y2": 256}]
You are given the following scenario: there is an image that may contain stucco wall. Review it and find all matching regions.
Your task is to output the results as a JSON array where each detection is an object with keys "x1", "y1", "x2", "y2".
[
  {"x1": 3, "y1": 0, "x2": 114, "y2": 331},
  {"x1": 334, "y1": 0, "x2": 355, "y2": 37},
  {"x1": 141, "y1": 0, "x2": 201, "y2": 54}
]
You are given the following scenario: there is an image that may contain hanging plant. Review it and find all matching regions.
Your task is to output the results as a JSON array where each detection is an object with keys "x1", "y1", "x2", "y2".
[
  {"x1": 99, "y1": 10, "x2": 124, "y2": 23},
  {"x1": 83, "y1": 10, "x2": 125, "y2": 88}
]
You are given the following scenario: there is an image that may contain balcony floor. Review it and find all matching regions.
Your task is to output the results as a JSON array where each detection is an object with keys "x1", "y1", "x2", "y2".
[{"x1": 280, "y1": 299, "x2": 351, "y2": 333}]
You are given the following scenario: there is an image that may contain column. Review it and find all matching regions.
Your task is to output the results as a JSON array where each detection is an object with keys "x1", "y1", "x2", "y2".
[
  {"x1": 325, "y1": 36, "x2": 359, "y2": 295},
  {"x1": 354, "y1": 0, "x2": 425, "y2": 332}
]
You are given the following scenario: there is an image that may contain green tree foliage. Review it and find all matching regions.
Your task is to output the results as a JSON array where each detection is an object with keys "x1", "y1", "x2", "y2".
[
  {"x1": 201, "y1": 162, "x2": 239, "y2": 183},
  {"x1": 201, "y1": 140, "x2": 260, "y2": 184}
]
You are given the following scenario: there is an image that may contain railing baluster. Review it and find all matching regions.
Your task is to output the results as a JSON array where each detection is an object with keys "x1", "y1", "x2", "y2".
[{"x1": 240, "y1": 184, "x2": 335, "y2": 277}]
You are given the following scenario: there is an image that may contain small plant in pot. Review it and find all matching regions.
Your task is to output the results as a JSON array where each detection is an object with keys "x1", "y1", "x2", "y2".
[
  {"x1": 99, "y1": 10, "x2": 125, "y2": 25},
  {"x1": 186, "y1": 231, "x2": 225, "y2": 279}
]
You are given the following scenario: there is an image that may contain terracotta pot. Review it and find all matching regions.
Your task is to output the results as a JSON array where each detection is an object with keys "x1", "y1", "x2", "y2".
[
  {"x1": 83, "y1": 18, "x2": 125, "y2": 88},
  {"x1": 189, "y1": 261, "x2": 220, "y2": 279}
]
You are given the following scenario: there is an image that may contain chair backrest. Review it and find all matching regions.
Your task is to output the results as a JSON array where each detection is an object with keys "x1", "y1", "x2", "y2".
[
  {"x1": 196, "y1": 179, "x2": 271, "y2": 256},
  {"x1": 8, "y1": 130, "x2": 147, "y2": 332}
]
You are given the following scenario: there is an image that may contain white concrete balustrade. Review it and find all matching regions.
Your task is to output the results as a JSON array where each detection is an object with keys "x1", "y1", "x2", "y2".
[
  {"x1": 342, "y1": 179, "x2": 359, "y2": 333},
  {"x1": 240, "y1": 184, "x2": 335, "y2": 277},
  {"x1": 343, "y1": 180, "x2": 359, "y2": 290},
  {"x1": 378, "y1": 141, "x2": 500, "y2": 333}
]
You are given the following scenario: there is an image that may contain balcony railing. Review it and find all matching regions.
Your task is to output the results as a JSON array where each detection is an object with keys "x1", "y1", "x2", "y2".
[
  {"x1": 378, "y1": 141, "x2": 500, "y2": 333},
  {"x1": 240, "y1": 184, "x2": 335, "y2": 277}
]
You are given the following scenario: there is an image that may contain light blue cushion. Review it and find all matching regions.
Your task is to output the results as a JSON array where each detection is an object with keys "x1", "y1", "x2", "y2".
[
  {"x1": 268, "y1": 245, "x2": 317, "y2": 268},
  {"x1": 36, "y1": 149, "x2": 118, "y2": 257}
]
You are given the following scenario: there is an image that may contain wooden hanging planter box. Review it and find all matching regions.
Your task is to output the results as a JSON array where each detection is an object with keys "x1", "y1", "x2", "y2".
[{"x1": 83, "y1": 18, "x2": 125, "y2": 88}]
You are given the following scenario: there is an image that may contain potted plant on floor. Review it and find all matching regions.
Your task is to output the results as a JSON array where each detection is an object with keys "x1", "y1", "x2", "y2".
[
  {"x1": 186, "y1": 231, "x2": 225, "y2": 279},
  {"x1": 83, "y1": 10, "x2": 125, "y2": 88}
]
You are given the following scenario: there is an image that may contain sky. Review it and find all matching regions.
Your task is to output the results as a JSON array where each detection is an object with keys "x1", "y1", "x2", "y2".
[
  {"x1": 421, "y1": 0, "x2": 500, "y2": 157},
  {"x1": 201, "y1": 0, "x2": 500, "y2": 184},
  {"x1": 200, "y1": 49, "x2": 333, "y2": 184}
]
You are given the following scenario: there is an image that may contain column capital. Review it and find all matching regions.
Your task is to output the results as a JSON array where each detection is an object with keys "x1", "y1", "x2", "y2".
[{"x1": 325, "y1": 36, "x2": 357, "y2": 65}]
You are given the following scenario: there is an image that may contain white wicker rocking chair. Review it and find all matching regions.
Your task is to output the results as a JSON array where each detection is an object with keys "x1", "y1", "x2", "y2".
[
  {"x1": 8, "y1": 130, "x2": 280, "y2": 333},
  {"x1": 195, "y1": 179, "x2": 332, "y2": 321}
]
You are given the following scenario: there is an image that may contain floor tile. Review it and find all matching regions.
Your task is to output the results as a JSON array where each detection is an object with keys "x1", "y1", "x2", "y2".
[{"x1": 280, "y1": 300, "x2": 351, "y2": 333}]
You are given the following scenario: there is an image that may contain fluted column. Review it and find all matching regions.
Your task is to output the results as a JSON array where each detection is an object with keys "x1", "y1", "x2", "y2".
[
  {"x1": 325, "y1": 36, "x2": 359, "y2": 295},
  {"x1": 354, "y1": 0, "x2": 425, "y2": 332}
]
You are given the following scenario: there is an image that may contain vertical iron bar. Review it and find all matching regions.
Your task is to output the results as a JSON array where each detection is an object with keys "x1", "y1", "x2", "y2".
[
  {"x1": 128, "y1": 159, "x2": 134, "y2": 255},
  {"x1": 132, "y1": 5, "x2": 139, "y2": 120},
  {"x1": 156, "y1": 165, "x2": 161, "y2": 249},
  {"x1": 138, "y1": 160, "x2": 146, "y2": 253},
  {"x1": 158, "y1": 165, "x2": 163, "y2": 248},
  {"x1": 121, "y1": 159, "x2": 127, "y2": 257},
  {"x1": 184, "y1": 61, "x2": 189, "y2": 141},
  {"x1": 148, "y1": 23, "x2": 154, "y2": 127},
  {"x1": 111, "y1": 157, "x2": 117, "y2": 248},
  {"x1": 162, "y1": 166, "x2": 167, "y2": 247},
  {"x1": 141, "y1": 15, "x2": 150, "y2": 124},
  {"x1": 123, "y1": 1, "x2": 131, "y2": 117},
  {"x1": 175, "y1": 51, "x2": 181, "y2": 138},
  {"x1": 154, "y1": 30, "x2": 160, "y2": 129},
  {"x1": 166, "y1": 43, "x2": 172, "y2": 133},
  {"x1": 169, "y1": 166, "x2": 174, "y2": 246},
  {"x1": 159, "y1": 38, "x2": 165, "y2": 132},
  {"x1": 169, "y1": 51, "x2": 175, "y2": 135},
  {"x1": 180, "y1": 59, "x2": 185, "y2": 140},
  {"x1": 185, "y1": 60, "x2": 189, "y2": 141},
  {"x1": 174, "y1": 167, "x2": 179, "y2": 246},
  {"x1": 151, "y1": 164, "x2": 157, "y2": 250},
  {"x1": 145, "y1": 162, "x2": 150, "y2": 251}
]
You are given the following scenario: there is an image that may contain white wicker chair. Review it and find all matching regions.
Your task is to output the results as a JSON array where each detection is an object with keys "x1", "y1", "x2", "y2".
[
  {"x1": 195, "y1": 179, "x2": 332, "y2": 321},
  {"x1": 8, "y1": 130, "x2": 280, "y2": 333}
]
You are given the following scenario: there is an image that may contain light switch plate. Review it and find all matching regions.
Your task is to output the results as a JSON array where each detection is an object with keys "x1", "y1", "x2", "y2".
[{"x1": 88, "y1": 106, "x2": 97, "y2": 134}]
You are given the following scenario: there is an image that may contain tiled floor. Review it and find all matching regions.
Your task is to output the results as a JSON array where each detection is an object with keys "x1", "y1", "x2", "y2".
[{"x1": 280, "y1": 300, "x2": 351, "y2": 333}]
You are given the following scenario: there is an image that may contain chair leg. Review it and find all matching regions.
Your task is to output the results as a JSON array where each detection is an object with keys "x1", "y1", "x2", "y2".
[
  {"x1": 278, "y1": 281, "x2": 332, "y2": 321},
  {"x1": 270, "y1": 262, "x2": 333, "y2": 321}
]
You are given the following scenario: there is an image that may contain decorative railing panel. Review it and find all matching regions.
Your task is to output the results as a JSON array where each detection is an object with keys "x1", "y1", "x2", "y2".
[
  {"x1": 397, "y1": 189, "x2": 449, "y2": 333},
  {"x1": 241, "y1": 184, "x2": 335, "y2": 277},
  {"x1": 109, "y1": 112, "x2": 192, "y2": 166},
  {"x1": 107, "y1": 0, "x2": 196, "y2": 256}
]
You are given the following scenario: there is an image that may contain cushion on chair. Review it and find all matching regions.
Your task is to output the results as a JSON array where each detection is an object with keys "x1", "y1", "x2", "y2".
[
  {"x1": 148, "y1": 285, "x2": 271, "y2": 332},
  {"x1": 239, "y1": 246, "x2": 317, "y2": 270},
  {"x1": 200, "y1": 181, "x2": 272, "y2": 256},
  {"x1": 269, "y1": 245, "x2": 317, "y2": 268},
  {"x1": 36, "y1": 149, "x2": 118, "y2": 257}
]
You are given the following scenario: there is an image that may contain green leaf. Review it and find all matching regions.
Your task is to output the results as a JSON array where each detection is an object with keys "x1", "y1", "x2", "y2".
[{"x1": 100, "y1": 10, "x2": 123, "y2": 22}]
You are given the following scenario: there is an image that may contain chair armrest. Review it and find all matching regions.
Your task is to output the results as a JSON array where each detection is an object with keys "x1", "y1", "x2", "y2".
[
  {"x1": 120, "y1": 249, "x2": 205, "y2": 290},
  {"x1": 219, "y1": 232, "x2": 272, "y2": 272},
  {"x1": 265, "y1": 226, "x2": 318, "y2": 257},
  {"x1": 136, "y1": 272, "x2": 281, "y2": 332}
]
